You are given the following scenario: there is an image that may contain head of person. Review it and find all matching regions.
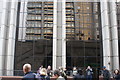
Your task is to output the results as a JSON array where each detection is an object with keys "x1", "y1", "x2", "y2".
[
  {"x1": 53, "y1": 69, "x2": 60, "y2": 78},
  {"x1": 73, "y1": 67, "x2": 77, "y2": 70},
  {"x1": 63, "y1": 68, "x2": 67, "y2": 72},
  {"x1": 114, "y1": 69, "x2": 120, "y2": 75},
  {"x1": 103, "y1": 66, "x2": 106, "y2": 70},
  {"x1": 47, "y1": 66, "x2": 51, "y2": 70},
  {"x1": 87, "y1": 66, "x2": 91, "y2": 69},
  {"x1": 59, "y1": 67, "x2": 63, "y2": 72},
  {"x1": 23, "y1": 63, "x2": 31, "y2": 74},
  {"x1": 40, "y1": 68, "x2": 47, "y2": 76}
]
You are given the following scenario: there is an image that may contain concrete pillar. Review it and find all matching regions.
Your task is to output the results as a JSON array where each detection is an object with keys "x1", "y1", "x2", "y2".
[
  {"x1": 0, "y1": 0, "x2": 10, "y2": 76},
  {"x1": 53, "y1": 0, "x2": 66, "y2": 70},
  {"x1": 100, "y1": 0, "x2": 112, "y2": 71},
  {"x1": 109, "y1": 0, "x2": 119, "y2": 70},
  {"x1": 61, "y1": 0, "x2": 66, "y2": 69},
  {"x1": 53, "y1": 0, "x2": 57, "y2": 70},
  {"x1": 6, "y1": 0, "x2": 18, "y2": 76}
]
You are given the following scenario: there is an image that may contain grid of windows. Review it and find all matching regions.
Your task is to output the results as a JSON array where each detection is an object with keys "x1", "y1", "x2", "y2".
[
  {"x1": 66, "y1": 2, "x2": 100, "y2": 41},
  {"x1": 14, "y1": 1, "x2": 102, "y2": 77},
  {"x1": 66, "y1": 2, "x2": 101, "y2": 78},
  {"x1": 14, "y1": 1, "x2": 53, "y2": 75},
  {"x1": 26, "y1": 2, "x2": 53, "y2": 40}
]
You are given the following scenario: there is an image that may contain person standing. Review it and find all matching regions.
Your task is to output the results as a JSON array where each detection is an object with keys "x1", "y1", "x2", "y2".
[
  {"x1": 22, "y1": 63, "x2": 36, "y2": 80},
  {"x1": 74, "y1": 68, "x2": 85, "y2": 80},
  {"x1": 86, "y1": 66, "x2": 93, "y2": 80},
  {"x1": 52, "y1": 69, "x2": 65, "y2": 80},
  {"x1": 37, "y1": 65, "x2": 43, "y2": 76},
  {"x1": 113, "y1": 69, "x2": 120, "y2": 80},
  {"x1": 101, "y1": 66, "x2": 110, "y2": 80},
  {"x1": 73, "y1": 67, "x2": 77, "y2": 76},
  {"x1": 47, "y1": 65, "x2": 53, "y2": 77},
  {"x1": 59, "y1": 67, "x2": 67, "y2": 80},
  {"x1": 36, "y1": 68, "x2": 50, "y2": 80}
]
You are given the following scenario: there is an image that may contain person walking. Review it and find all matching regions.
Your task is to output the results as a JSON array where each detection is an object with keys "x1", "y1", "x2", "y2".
[
  {"x1": 22, "y1": 63, "x2": 36, "y2": 80},
  {"x1": 86, "y1": 66, "x2": 93, "y2": 80}
]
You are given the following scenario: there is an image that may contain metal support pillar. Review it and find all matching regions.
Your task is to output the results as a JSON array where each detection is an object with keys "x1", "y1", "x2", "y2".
[
  {"x1": 100, "y1": 0, "x2": 112, "y2": 71},
  {"x1": 109, "y1": 0, "x2": 119, "y2": 70},
  {"x1": 0, "y1": 0, "x2": 10, "y2": 76},
  {"x1": 6, "y1": 0, "x2": 18, "y2": 76},
  {"x1": 53, "y1": 0, "x2": 66, "y2": 70}
]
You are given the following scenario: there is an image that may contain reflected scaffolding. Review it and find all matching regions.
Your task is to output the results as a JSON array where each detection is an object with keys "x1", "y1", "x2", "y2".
[{"x1": 14, "y1": 0, "x2": 102, "y2": 78}]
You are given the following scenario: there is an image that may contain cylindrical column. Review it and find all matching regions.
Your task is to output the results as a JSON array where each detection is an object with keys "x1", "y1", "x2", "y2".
[
  {"x1": 61, "y1": 0, "x2": 66, "y2": 69},
  {"x1": 53, "y1": 0, "x2": 57, "y2": 70},
  {"x1": 100, "y1": 0, "x2": 112, "y2": 71},
  {"x1": 0, "y1": 0, "x2": 10, "y2": 76},
  {"x1": 109, "y1": 0, "x2": 119, "y2": 70},
  {"x1": 53, "y1": 0, "x2": 66, "y2": 70},
  {"x1": 6, "y1": 0, "x2": 18, "y2": 76}
]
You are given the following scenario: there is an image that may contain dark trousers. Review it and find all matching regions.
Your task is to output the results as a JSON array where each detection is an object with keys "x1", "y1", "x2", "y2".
[
  {"x1": 86, "y1": 75, "x2": 92, "y2": 80},
  {"x1": 103, "y1": 78, "x2": 110, "y2": 80}
]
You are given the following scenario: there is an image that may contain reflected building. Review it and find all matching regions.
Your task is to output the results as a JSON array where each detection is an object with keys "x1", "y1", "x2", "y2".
[
  {"x1": 26, "y1": 2, "x2": 53, "y2": 40},
  {"x1": 16, "y1": 1, "x2": 54, "y2": 74},
  {"x1": 0, "y1": 0, "x2": 119, "y2": 78},
  {"x1": 66, "y1": 2, "x2": 99, "y2": 40}
]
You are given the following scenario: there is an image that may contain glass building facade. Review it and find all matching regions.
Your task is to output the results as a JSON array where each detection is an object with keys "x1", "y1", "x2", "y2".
[
  {"x1": 14, "y1": 1, "x2": 102, "y2": 77},
  {"x1": 15, "y1": 1, "x2": 54, "y2": 75},
  {"x1": 0, "y1": 0, "x2": 119, "y2": 78}
]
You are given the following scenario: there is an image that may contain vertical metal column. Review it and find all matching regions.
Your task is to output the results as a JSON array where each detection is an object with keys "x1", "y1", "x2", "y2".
[
  {"x1": 100, "y1": 0, "x2": 112, "y2": 71},
  {"x1": 109, "y1": 0, "x2": 119, "y2": 70},
  {"x1": 53, "y1": 0, "x2": 57, "y2": 70},
  {"x1": 6, "y1": 0, "x2": 18, "y2": 76},
  {"x1": 61, "y1": 0, "x2": 66, "y2": 69},
  {"x1": 53, "y1": 0, "x2": 66, "y2": 70},
  {"x1": 0, "y1": 0, "x2": 10, "y2": 76}
]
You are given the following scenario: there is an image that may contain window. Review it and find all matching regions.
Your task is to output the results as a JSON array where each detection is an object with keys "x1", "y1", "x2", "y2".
[
  {"x1": 66, "y1": 2, "x2": 101, "y2": 78},
  {"x1": 15, "y1": 1, "x2": 53, "y2": 76}
]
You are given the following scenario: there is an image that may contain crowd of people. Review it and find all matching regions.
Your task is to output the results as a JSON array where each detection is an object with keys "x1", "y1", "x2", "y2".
[{"x1": 22, "y1": 63, "x2": 120, "y2": 80}]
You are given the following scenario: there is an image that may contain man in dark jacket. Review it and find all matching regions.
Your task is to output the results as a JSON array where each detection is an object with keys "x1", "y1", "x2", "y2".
[
  {"x1": 101, "y1": 66, "x2": 110, "y2": 80},
  {"x1": 22, "y1": 63, "x2": 36, "y2": 80},
  {"x1": 74, "y1": 69, "x2": 85, "y2": 80}
]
